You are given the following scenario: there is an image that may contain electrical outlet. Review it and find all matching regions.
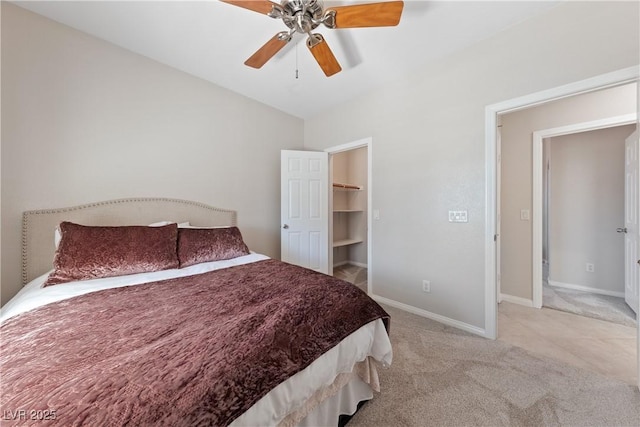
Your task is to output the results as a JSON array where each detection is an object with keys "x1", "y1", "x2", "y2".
[
  {"x1": 422, "y1": 280, "x2": 431, "y2": 293},
  {"x1": 586, "y1": 263, "x2": 594, "y2": 273},
  {"x1": 448, "y1": 210, "x2": 468, "y2": 223}
]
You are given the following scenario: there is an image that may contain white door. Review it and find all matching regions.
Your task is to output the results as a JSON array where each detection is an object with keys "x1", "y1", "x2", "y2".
[
  {"x1": 281, "y1": 150, "x2": 329, "y2": 274},
  {"x1": 624, "y1": 130, "x2": 639, "y2": 315}
]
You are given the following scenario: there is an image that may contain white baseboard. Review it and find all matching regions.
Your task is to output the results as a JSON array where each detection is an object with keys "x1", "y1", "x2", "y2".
[
  {"x1": 333, "y1": 260, "x2": 368, "y2": 268},
  {"x1": 349, "y1": 261, "x2": 368, "y2": 268},
  {"x1": 548, "y1": 280, "x2": 625, "y2": 298},
  {"x1": 371, "y1": 294, "x2": 488, "y2": 338},
  {"x1": 499, "y1": 293, "x2": 535, "y2": 308}
]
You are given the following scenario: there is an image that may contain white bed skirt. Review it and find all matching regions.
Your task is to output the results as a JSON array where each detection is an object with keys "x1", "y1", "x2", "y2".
[{"x1": 298, "y1": 374, "x2": 374, "y2": 427}]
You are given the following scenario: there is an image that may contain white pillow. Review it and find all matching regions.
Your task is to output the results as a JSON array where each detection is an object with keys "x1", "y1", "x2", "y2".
[
  {"x1": 54, "y1": 227, "x2": 62, "y2": 249},
  {"x1": 148, "y1": 221, "x2": 191, "y2": 227},
  {"x1": 148, "y1": 221, "x2": 173, "y2": 227},
  {"x1": 178, "y1": 225, "x2": 231, "y2": 229}
]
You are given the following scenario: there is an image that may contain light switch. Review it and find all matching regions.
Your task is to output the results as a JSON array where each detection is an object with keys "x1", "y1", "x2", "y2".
[
  {"x1": 373, "y1": 209, "x2": 380, "y2": 220},
  {"x1": 448, "y1": 210, "x2": 468, "y2": 223},
  {"x1": 520, "y1": 209, "x2": 530, "y2": 221}
]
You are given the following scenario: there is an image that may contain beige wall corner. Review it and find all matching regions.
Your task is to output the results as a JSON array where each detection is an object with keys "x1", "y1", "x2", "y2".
[
  {"x1": 0, "y1": 3, "x2": 304, "y2": 305},
  {"x1": 304, "y1": 1, "x2": 639, "y2": 329}
]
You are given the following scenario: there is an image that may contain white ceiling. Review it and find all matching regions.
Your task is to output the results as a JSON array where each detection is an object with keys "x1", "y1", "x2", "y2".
[{"x1": 14, "y1": 1, "x2": 562, "y2": 119}]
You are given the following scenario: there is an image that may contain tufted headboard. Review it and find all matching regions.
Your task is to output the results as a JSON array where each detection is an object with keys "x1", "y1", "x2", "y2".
[{"x1": 21, "y1": 198, "x2": 237, "y2": 285}]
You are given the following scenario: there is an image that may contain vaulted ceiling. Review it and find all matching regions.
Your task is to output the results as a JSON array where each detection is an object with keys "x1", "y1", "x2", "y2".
[{"x1": 14, "y1": 1, "x2": 562, "y2": 119}]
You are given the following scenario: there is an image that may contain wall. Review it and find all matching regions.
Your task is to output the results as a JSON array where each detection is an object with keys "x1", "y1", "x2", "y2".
[
  {"x1": 304, "y1": 1, "x2": 639, "y2": 330},
  {"x1": 501, "y1": 84, "x2": 637, "y2": 301},
  {"x1": 0, "y1": 3, "x2": 304, "y2": 305},
  {"x1": 548, "y1": 125, "x2": 634, "y2": 294}
]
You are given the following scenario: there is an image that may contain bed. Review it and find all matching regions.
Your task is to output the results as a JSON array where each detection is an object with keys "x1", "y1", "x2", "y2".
[{"x1": 0, "y1": 198, "x2": 392, "y2": 426}]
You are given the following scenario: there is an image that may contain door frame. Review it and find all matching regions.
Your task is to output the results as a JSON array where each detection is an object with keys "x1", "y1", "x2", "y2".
[
  {"x1": 325, "y1": 137, "x2": 373, "y2": 293},
  {"x1": 484, "y1": 65, "x2": 639, "y2": 340},
  {"x1": 531, "y1": 114, "x2": 638, "y2": 308}
]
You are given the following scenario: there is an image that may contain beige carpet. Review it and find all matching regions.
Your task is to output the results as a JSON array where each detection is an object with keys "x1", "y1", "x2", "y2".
[
  {"x1": 334, "y1": 264, "x2": 367, "y2": 285},
  {"x1": 349, "y1": 305, "x2": 640, "y2": 427},
  {"x1": 543, "y1": 282, "x2": 636, "y2": 328},
  {"x1": 333, "y1": 264, "x2": 367, "y2": 293}
]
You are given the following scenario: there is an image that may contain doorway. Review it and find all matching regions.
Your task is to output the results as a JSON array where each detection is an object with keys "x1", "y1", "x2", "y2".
[
  {"x1": 280, "y1": 139, "x2": 372, "y2": 282},
  {"x1": 541, "y1": 124, "x2": 637, "y2": 327},
  {"x1": 532, "y1": 113, "x2": 637, "y2": 309},
  {"x1": 485, "y1": 67, "x2": 639, "y2": 336},
  {"x1": 499, "y1": 116, "x2": 638, "y2": 386},
  {"x1": 486, "y1": 68, "x2": 639, "y2": 387},
  {"x1": 326, "y1": 138, "x2": 373, "y2": 294}
]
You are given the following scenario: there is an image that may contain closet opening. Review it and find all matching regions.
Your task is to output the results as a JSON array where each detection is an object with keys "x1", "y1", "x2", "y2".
[{"x1": 326, "y1": 138, "x2": 372, "y2": 294}]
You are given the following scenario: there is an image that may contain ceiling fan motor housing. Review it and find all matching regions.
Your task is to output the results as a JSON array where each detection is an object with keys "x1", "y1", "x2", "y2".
[{"x1": 281, "y1": 0, "x2": 325, "y2": 33}]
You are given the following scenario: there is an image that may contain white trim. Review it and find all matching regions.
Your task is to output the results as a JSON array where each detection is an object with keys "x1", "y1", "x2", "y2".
[
  {"x1": 325, "y1": 138, "x2": 372, "y2": 154},
  {"x1": 333, "y1": 260, "x2": 368, "y2": 269},
  {"x1": 333, "y1": 261, "x2": 350, "y2": 268},
  {"x1": 371, "y1": 294, "x2": 488, "y2": 338},
  {"x1": 499, "y1": 294, "x2": 535, "y2": 308},
  {"x1": 532, "y1": 130, "x2": 544, "y2": 309},
  {"x1": 326, "y1": 138, "x2": 373, "y2": 295},
  {"x1": 531, "y1": 113, "x2": 637, "y2": 308},
  {"x1": 351, "y1": 260, "x2": 369, "y2": 269},
  {"x1": 485, "y1": 65, "x2": 639, "y2": 340},
  {"x1": 487, "y1": 67, "x2": 640, "y2": 115},
  {"x1": 485, "y1": 109, "x2": 498, "y2": 339},
  {"x1": 548, "y1": 280, "x2": 626, "y2": 299}
]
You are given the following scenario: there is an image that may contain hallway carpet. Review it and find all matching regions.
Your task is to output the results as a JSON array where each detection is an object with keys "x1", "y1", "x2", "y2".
[{"x1": 543, "y1": 283, "x2": 636, "y2": 328}]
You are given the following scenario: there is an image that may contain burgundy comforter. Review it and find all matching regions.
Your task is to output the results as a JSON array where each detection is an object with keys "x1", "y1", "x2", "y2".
[{"x1": 0, "y1": 259, "x2": 389, "y2": 426}]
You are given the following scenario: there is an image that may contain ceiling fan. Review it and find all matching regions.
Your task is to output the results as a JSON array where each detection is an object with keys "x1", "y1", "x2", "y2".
[{"x1": 221, "y1": 0, "x2": 404, "y2": 77}]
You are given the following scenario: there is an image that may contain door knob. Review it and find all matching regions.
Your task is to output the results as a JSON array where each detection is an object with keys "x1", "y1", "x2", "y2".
[
  {"x1": 616, "y1": 227, "x2": 628, "y2": 233},
  {"x1": 282, "y1": 224, "x2": 289, "y2": 229}
]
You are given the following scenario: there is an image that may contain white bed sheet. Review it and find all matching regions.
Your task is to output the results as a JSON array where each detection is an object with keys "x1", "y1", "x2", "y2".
[
  {"x1": 1, "y1": 254, "x2": 392, "y2": 426},
  {"x1": 0, "y1": 253, "x2": 269, "y2": 323}
]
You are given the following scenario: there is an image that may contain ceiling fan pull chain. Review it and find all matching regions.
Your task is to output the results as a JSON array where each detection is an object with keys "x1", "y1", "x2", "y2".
[{"x1": 295, "y1": 40, "x2": 299, "y2": 79}]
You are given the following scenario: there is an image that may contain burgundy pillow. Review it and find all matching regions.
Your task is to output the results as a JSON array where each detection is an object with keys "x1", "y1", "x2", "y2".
[
  {"x1": 177, "y1": 226, "x2": 250, "y2": 268},
  {"x1": 45, "y1": 222, "x2": 179, "y2": 286}
]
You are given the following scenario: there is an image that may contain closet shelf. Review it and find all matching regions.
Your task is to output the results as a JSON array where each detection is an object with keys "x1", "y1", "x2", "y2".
[
  {"x1": 332, "y1": 183, "x2": 362, "y2": 191},
  {"x1": 333, "y1": 209, "x2": 364, "y2": 213},
  {"x1": 333, "y1": 238, "x2": 363, "y2": 248}
]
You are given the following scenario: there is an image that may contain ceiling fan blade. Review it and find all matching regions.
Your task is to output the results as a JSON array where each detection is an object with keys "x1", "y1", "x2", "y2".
[
  {"x1": 307, "y1": 34, "x2": 342, "y2": 77},
  {"x1": 245, "y1": 32, "x2": 291, "y2": 69},
  {"x1": 327, "y1": 1, "x2": 404, "y2": 28},
  {"x1": 220, "y1": 0, "x2": 280, "y2": 15}
]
